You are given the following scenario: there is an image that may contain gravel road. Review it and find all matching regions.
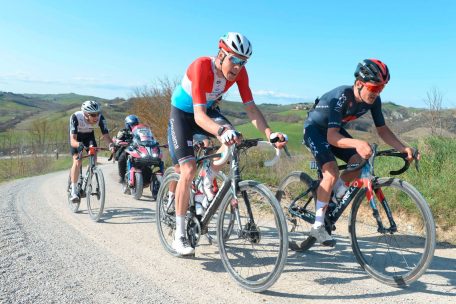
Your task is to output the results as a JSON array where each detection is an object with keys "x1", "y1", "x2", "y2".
[{"x1": 1, "y1": 160, "x2": 455, "y2": 303}]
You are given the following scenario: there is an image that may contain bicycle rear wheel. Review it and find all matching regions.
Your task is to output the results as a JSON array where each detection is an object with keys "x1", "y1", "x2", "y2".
[
  {"x1": 156, "y1": 172, "x2": 180, "y2": 257},
  {"x1": 217, "y1": 180, "x2": 288, "y2": 292},
  {"x1": 349, "y1": 177, "x2": 436, "y2": 287},
  {"x1": 67, "y1": 174, "x2": 80, "y2": 213},
  {"x1": 86, "y1": 167, "x2": 105, "y2": 222},
  {"x1": 276, "y1": 171, "x2": 317, "y2": 252}
]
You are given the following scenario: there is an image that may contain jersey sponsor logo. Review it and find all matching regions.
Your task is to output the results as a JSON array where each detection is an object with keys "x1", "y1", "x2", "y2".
[
  {"x1": 335, "y1": 94, "x2": 347, "y2": 113},
  {"x1": 169, "y1": 118, "x2": 179, "y2": 149}
]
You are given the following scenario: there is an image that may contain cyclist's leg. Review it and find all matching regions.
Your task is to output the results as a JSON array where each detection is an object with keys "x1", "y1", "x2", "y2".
[
  {"x1": 69, "y1": 142, "x2": 82, "y2": 200},
  {"x1": 303, "y1": 125, "x2": 338, "y2": 246},
  {"x1": 331, "y1": 128, "x2": 359, "y2": 182},
  {"x1": 167, "y1": 120, "x2": 181, "y2": 202},
  {"x1": 168, "y1": 106, "x2": 198, "y2": 255}
]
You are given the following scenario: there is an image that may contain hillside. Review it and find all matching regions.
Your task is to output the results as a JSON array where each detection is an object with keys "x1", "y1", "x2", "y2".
[
  {"x1": 1, "y1": 91, "x2": 455, "y2": 147},
  {"x1": 0, "y1": 91, "x2": 128, "y2": 132}
]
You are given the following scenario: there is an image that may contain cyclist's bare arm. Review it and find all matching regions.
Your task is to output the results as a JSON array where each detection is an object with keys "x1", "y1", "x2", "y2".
[
  {"x1": 376, "y1": 125, "x2": 409, "y2": 152},
  {"x1": 244, "y1": 102, "x2": 272, "y2": 138},
  {"x1": 327, "y1": 128, "x2": 371, "y2": 159},
  {"x1": 194, "y1": 106, "x2": 225, "y2": 136},
  {"x1": 376, "y1": 125, "x2": 417, "y2": 161},
  {"x1": 70, "y1": 134, "x2": 79, "y2": 149}
]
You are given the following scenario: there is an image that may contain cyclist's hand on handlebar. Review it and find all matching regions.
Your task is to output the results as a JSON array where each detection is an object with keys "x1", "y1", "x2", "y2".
[
  {"x1": 108, "y1": 143, "x2": 116, "y2": 153},
  {"x1": 269, "y1": 132, "x2": 288, "y2": 149},
  {"x1": 355, "y1": 140, "x2": 372, "y2": 159},
  {"x1": 218, "y1": 128, "x2": 241, "y2": 146},
  {"x1": 402, "y1": 146, "x2": 420, "y2": 162},
  {"x1": 77, "y1": 142, "x2": 85, "y2": 153}
]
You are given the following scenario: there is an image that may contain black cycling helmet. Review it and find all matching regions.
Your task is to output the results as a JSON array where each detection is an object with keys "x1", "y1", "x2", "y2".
[
  {"x1": 354, "y1": 59, "x2": 390, "y2": 85},
  {"x1": 124, "y1": 114, "x2": 139, "y2": 130}
]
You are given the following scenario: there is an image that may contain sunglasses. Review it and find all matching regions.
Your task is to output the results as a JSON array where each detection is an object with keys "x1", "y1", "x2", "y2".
[
  {"x1": 86, "y1": 113, "x2": 99, "y2": 118},
  {"x1": 229, "y1": 55, "x2": 248, "y2": 66},
  {"x1": 222, "y1": 49, "x2": 248, "y2": 66},
  {"x1": 363, "y1": 82, "x2": 385, "y2": 94}
]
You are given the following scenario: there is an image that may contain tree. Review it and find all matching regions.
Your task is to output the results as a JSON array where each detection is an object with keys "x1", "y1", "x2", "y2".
[
  {"x1": 424, "y1": 87, "x2": 444, "y2": 136},
  {"x1": 130, "y1": 77, "x2": 178, "y2": 142}
]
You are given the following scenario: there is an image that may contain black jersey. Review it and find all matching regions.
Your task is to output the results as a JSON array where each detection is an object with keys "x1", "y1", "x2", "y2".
[{"x1": 304, "y1": 85, "x2": 385, "y2": 130}]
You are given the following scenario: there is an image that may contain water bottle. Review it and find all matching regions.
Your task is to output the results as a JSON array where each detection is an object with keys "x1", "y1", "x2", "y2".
[
  {"x1": 202, "y1": 196, "x2": 210, "y2": 209},
  {"x1": 335, "y1": 182, "x2": 348, "y2": 200},
  {"x1": 194, "y1": 191, "x2": 204, "y2": 216}
]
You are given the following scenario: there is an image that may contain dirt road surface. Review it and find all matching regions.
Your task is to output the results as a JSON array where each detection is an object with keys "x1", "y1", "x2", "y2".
[{"x1": 1, "y1": 160, "x2": 455, "y2": 303}]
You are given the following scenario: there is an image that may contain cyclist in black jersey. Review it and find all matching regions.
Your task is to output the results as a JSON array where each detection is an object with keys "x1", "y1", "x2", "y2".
[
  {"x1": 303, "y1": 59, "x2": 418, "y2": 246},
  {"x1": 68, "y1": 100, "x2": 115, "y2": 201}
]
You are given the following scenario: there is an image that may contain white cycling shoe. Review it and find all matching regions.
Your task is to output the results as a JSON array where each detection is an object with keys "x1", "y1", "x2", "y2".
[
  {"x1": 172, "y1": 236, "x2": 195, "y2": 256},
  {"x1": 309, "y1": 226, "x2": 336, "y2": 247},
  {"x1": 70, "y1": 193, "x2": 79, "y2": 202}
]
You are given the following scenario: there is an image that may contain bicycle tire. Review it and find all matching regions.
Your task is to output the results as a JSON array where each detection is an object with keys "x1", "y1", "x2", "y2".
[
  {"x1": 67, "y1": 174, "x2": 80, "y2": 213},
  {"x1": 86, "y1": 167, "x2": 105, "y2": 222},
  {"x1": 349, "y1": 177, "x2": 436, "y2": 287},
  {"x1": 276, "y1": 171, "x2": 317, "y2": 252},
  {"x1": 217, "y1": 180, "x2": 288, "y2": 292},
  {"x1": 156, "y1": 172, "x2": 180, "y2": 257},
  {"x1": 131, "y1": 172, "x2": 143, "y2": 200}
]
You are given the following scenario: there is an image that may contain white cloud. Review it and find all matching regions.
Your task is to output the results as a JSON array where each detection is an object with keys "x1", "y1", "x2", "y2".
[
  {"x1": 225, "y1": 89, "x2": 308, "y2": 105},
  {"x1": 0, "y1": 72, "x2": 140, "y2": 92}
]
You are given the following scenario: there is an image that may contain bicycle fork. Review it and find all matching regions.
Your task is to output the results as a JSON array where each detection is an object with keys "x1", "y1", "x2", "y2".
[{"x1": 366, "y1": 179, "x2": 398, "y2": 234}]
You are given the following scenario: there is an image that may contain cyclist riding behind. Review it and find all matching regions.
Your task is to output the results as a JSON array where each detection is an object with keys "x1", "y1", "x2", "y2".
[
  {"x1": 303, "y1": 59, "x2": 418, "y2": 246},
  {"x1": 168, "y1": 32, "x2": 288, "y2": 256},
  {"x1": 113, "y1": 115, "x2": 139, "y2": 183},
  {"x1": 69, "y1": 100, "x2": 115, "y2": 201}
]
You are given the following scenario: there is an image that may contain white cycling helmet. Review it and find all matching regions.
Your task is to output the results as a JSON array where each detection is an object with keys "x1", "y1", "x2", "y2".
[
  {"x1": 219, "y1": 32, "x2": 252, "y2": 58},
  {"x1": 81, "y1": 100, "x2": 101, "y2": 114}
]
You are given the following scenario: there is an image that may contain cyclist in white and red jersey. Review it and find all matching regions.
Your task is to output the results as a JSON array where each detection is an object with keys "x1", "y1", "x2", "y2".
[
  {"x1": 167, "y1": 32, "x2": 288, "y2": 255},
  {"x1": 68, "y1": 100, "x2": 115, "y2": 201},
  {"x1": 303, "y1": 59, "x2": 418, "y2": 246}
]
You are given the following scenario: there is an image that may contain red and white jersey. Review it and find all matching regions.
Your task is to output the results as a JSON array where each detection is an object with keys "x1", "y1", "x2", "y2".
[{"x1": 171, "y1": 56, "x2": 254, "y2": 113}]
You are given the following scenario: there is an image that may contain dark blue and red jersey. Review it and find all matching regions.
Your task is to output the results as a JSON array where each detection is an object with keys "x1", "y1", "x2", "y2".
[{"x1": 304, "y1": 85, "x2": 385, "y2": 130}]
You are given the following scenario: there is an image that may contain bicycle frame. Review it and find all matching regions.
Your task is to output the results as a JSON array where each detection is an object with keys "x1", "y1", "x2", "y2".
[
  {"x1": 191, "y1": 139, "x2": 272, "y2": 239},
  {"x1": 289, "y1": 144, "x2": 406, "y2": 233}
]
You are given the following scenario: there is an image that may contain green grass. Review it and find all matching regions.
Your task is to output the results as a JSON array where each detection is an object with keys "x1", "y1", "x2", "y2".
[
  {"x1": 230, "y1": 135, "x2": 456, "y2": 240},
  {"x1": 237, "y1": 121, "x2": 304, "y2": 151}
]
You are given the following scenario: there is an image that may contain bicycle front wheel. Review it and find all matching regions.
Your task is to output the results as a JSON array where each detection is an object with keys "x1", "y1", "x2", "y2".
[
  {"x1": 349, "y1": 177, "x2": 436, "y2": 287},
  {"x1": 217, "y1": 180, "x2": 288, "y2": 292},
  {"x1": 67, "y1": 174, "x2": 80, "y2": 213},
  {"x1": 156, "y1": 172, "x2": 180, "y2": 257},
  {"x1": 276, "y1": 171, "x2": 317, "y2": 252},
  {"x1": 86, "y1": 167, "x2": 105, "y2": 222}
]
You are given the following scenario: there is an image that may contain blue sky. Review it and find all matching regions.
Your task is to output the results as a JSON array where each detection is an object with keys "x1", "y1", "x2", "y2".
[{"x1": 1, "y1": 0, "x2": 455, "y2": 108}]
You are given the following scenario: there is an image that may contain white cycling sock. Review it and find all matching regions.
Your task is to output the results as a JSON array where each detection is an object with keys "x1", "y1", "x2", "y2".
[
  {"x1": 175, "y1": 215, "x2": 185, "y2": 240},
  {"x1": 168, "y1": 191, "x2": 175, "y2": 201},
  {"x1": 71, "y1": 183, "x2": 78, "y2": 195},
  {"x1": 314, "y1": 200, "x2": 328, "y2": 228}
]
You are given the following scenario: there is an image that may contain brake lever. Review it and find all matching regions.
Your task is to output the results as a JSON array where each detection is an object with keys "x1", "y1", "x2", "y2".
[
  {"x1": 283, "y1": 145, "x2": 291, "y2": 158},
  {"x1": 412, "y1": 148, "x2": 420, "y2": 172}
]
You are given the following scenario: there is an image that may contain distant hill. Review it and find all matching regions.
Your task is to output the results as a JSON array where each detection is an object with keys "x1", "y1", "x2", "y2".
[
  {"x1": 0, "y1": 91, "x2": 127, "y2": 131},
  {"x1": 1, "y1": 91, "x2": 455, "y2": 143}
]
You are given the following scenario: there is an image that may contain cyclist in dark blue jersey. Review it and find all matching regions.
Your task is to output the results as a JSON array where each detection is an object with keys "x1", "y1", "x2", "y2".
[{"x1": 303, "y1": 59, "x2": 417, "y2": 246}]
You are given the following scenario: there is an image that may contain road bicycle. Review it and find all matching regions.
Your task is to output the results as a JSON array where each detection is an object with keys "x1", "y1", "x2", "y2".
[
  {"x1": 67, "y1": 144, "x2": 109, "y2": 222},
  {"x1": 156, "y1": 138, "x2": 288, "y2": 292},
  {"x1": 276, "y1": 144, "x2": 435, "y2": 287}
]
